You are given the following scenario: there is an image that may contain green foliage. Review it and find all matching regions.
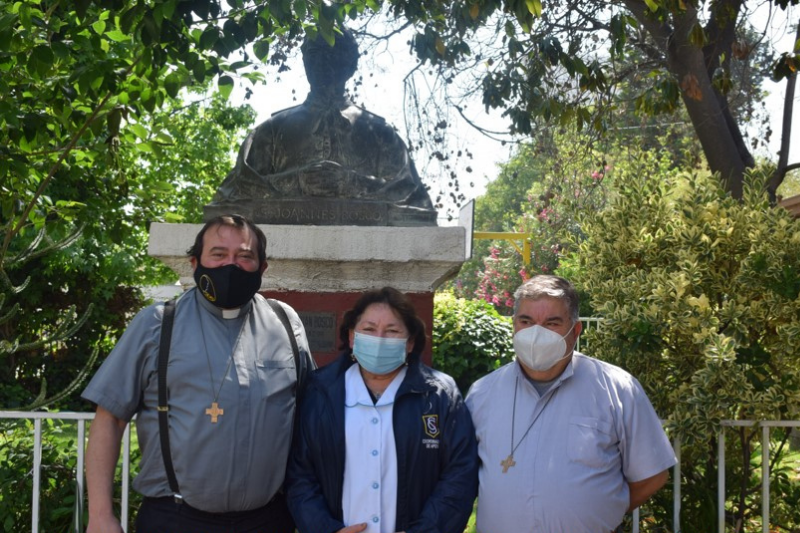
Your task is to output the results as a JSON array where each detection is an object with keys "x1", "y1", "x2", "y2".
[
  {"x1": 1, "y1": 0, "x2": 262, "y2": 410},
  {"x1": 0, "y1": 224, "x2": 100, "y2": 408},
  {"x1": 571, "y1": 168, "x2": 800, "y2": 530},
  {"x1": 432, "y1": 291, "x2": 514, "y2": 393},
  {"x1": 0, "y1": 418, "x2": 142, "y2": 533},
  {"x1": 0, "y1": 420, "x2": 76, "y2": 533},
  {"x1": 454, "y1": 123, "x2": 696, "y2": 313},
  {"x1": 777, "y1": 169, "x2": 800, "y2": 199},
  {"x1": 1, "y1": 91, "x2": 255, "y2": 410},
  {"x1": 114, "y1": 93, "x2": 257, "y2": 226}
]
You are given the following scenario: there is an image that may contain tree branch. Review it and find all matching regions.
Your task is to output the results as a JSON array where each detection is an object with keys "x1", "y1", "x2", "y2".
[
  {"x1": 0, "y1": 55, "x2": 142, "y2": 263},
  {"x1": 768, "y1": 20, "x2": 800, "y2": 203}
]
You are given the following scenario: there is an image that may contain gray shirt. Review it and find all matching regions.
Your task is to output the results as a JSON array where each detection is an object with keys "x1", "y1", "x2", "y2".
[
  {"x1": 82, "y1": 289, "x2": 312, "y2": 512},
  {"x1": 466, "y1": 354, "x2": 676, "y2": 533}
]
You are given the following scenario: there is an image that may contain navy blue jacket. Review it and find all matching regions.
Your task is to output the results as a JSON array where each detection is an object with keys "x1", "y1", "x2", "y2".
[{"x1": 285, "y1": 352, "x2": 478, "y2": 533}]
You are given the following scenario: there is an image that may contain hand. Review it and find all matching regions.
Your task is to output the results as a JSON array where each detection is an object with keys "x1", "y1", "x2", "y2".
[
  {"x1": 336, "y1": 524, "x2": 368, "y2": 533},
  {"x1": 86, "y1": 514, "x2": 123, "y2": 533}
]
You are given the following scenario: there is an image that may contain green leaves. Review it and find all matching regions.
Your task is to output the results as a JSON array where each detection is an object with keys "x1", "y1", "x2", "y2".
[
  {"x1": 253, "y1": 38, "x2": 271, "y2": 61},
  {"x1": 432, "y1": 292, "x2": 514, "y2": 394},
  {"x1": 772, "y1": 51, "x2": 800, "y2": 81},
  {"x1": 574, "y1": 167, "x2": 800, "y2": 443},
  {"x1": 525, "y1": 0, "x2": 542, "y2": 17},
  {"x1": 218, "y1": 75, "x2": 234, "y2": 99},
  {"x1": 164, "y1": 71, "x2": 183, "y2": 98},
  {"x1": 91, "y1": 19, "x2": 106, "y2": 35},
  {"x1": 28, "y1": 45, "x2": 54, "y2": 77}
]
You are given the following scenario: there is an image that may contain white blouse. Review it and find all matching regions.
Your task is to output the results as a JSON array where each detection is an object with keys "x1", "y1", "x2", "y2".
[{"x1": 342, "y1": 364, "x2": 408, "y2": 533}]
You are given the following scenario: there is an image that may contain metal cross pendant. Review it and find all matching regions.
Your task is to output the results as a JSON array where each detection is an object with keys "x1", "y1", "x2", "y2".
[
  {"x1": 501, "y1": 454, "x2": 516, "y2": 473},
  {"x1": 205, "y1": 402, "x2": 224, "y2": 423}
]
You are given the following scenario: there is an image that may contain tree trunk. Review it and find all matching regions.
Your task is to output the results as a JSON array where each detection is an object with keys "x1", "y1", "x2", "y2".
[
  {"x1": 624, "y1": 0, "x2": 754, "y2": 198},
  {"x1": 768, "y1": 21, "x2": 800, "y2": 203}
]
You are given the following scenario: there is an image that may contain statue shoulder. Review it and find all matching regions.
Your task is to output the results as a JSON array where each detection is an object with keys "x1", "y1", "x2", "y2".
[
  {"x1": 350, "y1": 104, "x2": 389, "y2": 126},
  {"x1": 248, "y1": 104, "x2": 313, "y2": 139},
  {"x1": 348, "y1": 106, "x2": 405, "y2": 147},
  {"x1": 269, "y1": 104, "x2": 305, "y2": 119}
]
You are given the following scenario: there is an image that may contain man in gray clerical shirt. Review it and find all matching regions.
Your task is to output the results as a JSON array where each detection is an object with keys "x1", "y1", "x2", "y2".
[
  {"x1": 466, "y1": 275, "x2": 676, "y2": 533},
  {"x1": 82, "y1": 214, "x2": 313, "y2": 533}
]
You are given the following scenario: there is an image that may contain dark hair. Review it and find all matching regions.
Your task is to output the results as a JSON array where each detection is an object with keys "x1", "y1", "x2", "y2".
[
  {"x1": 513, "y1": 274, "x2": 580, "y2": 322},
  {"x1": 338, "y1": 287, "x2": 426, "y2": 355},
  {"x1": 186, "y1": 214, "x2": 267, "y2": 265}
]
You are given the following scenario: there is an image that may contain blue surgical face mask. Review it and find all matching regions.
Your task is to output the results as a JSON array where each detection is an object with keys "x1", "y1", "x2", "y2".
[{"x1": 352, "y1": 332, "x2": 408, "y2": 375}]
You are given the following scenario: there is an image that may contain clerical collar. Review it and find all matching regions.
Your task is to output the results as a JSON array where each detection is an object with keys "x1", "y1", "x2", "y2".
[
  {"x1": 194, "y1": 288, "x2": 252, "y2": 319},
  {"x1": 515, "y1": 357, "x2": 574, "y2": 395},
  {"x1": 222, "y1": 308, "x2": 242, "y2": 319}
]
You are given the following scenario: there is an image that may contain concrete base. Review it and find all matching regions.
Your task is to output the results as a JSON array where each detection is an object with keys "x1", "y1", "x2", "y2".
[
  {"x1": 149, "y1": 223, "x2": 466, "y2": 293},
  {"x1": 148, "y1": 223, "x2": 467, "y2": 366}
]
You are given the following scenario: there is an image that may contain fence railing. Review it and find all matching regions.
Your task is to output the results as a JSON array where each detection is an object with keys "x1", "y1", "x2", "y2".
[
  {"x1": 577, "y1": 316, "x2": 602, "y2": 352},
  {"x1": 2, "y1": 413, "x2": 798, "y2": 533},
  {"x1": 0, "y1": 411, "x2": 135, "y2": 533}
]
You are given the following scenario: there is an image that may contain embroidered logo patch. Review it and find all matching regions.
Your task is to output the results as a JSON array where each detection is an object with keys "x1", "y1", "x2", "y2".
[
  {"x1": 423, "y1": 414, "x2": 440, "y2": 438},
  {"x1": 198, "y1": 274, "x2": 217, "y2": 302}
]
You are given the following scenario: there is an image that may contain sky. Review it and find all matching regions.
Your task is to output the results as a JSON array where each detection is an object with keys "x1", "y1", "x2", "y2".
[{"x1": 230, "y1": 8, "x2": 799, "y2": 223}]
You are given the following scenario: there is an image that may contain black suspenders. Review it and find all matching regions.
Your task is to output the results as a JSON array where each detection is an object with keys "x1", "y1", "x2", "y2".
[
  {"x1": 156, "y1": 298, "x2": 306, "y2": 501},
  {"x1": 266, "y1": 298, "x2": 310, "y2": 396},
  {"x1": 156, "y1": 299, "x2": 180, "y2": 499}
]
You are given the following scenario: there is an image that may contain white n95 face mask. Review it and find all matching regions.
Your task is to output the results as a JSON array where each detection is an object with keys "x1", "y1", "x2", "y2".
[{"x1": 513, "y1": 324, "x2": 575, "y2": 372}]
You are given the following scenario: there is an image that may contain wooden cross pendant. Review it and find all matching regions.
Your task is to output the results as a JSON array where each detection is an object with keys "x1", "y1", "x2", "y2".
[
  {"x1": 205, "y1": 402, "x2": 224, "y2": 423},
  {"x1": 501, "y1": 454, "x2": 516, "y2": 473}
]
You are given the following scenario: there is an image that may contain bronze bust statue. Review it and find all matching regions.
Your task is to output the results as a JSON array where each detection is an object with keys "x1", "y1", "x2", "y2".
[{"x1": 204, "y1": 28, "x2": 437, "y2": 226}]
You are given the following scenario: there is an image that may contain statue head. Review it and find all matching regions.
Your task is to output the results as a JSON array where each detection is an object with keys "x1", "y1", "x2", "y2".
[{"x1": 301, "y1": 27, "x2": 359, "y2": 91}]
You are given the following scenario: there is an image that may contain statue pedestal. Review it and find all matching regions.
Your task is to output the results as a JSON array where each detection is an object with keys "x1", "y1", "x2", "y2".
[
  {"x1": 205, "y1": 198, "x2": 438, "y2": 227},
  {"x1": 148, "y1": 223, "x2": 467, "y2": 366}
]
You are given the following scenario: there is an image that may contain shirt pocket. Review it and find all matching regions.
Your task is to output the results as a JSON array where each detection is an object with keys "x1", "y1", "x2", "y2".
[
  {"x1": 567, "y1": 416, "x2": 617, "y2": 468},
  {"x1": 255, "y1": 359, "x2": 295, "y2": 400}
]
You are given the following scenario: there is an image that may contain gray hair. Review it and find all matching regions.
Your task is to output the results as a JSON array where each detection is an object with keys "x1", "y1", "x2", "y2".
[{"x1": 513, "y1": 275, "x2": 580, "y2": 322}]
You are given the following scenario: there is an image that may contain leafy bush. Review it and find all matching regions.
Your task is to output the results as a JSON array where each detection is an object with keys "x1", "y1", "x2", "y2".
[
  {"x1": 0, "y1": 418, "x2": 141, "y2": 533},
  {"x1": 432, "y1": 291, "x2": 514, "y2": 394},
  {"x1": 571, "y1": 168, "x2": 800, "y2": 531},
  {"x1": 0, "y1": 419, "x2": 88, "y2": 533}
]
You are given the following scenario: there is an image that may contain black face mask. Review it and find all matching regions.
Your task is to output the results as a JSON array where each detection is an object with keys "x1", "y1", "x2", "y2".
[{"x1": 193, "y1": 263, "x2": 262, "y2": 309}]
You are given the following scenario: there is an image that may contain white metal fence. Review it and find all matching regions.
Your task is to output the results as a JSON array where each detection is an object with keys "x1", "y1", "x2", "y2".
[
  {"x1": 2, "y1": 410, "x2": 799, "y2": 533},
  {"x1": 577, "y1": 316, "x2": 602, "y2": 352},
  {"x1": 0, "y1": 411, "x2": 135, "y2": 533}
]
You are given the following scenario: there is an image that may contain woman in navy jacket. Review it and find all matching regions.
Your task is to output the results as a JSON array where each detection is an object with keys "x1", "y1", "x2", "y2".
[{"x1": 285, "y1": 287, "x2": 478, "y2": 533}]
